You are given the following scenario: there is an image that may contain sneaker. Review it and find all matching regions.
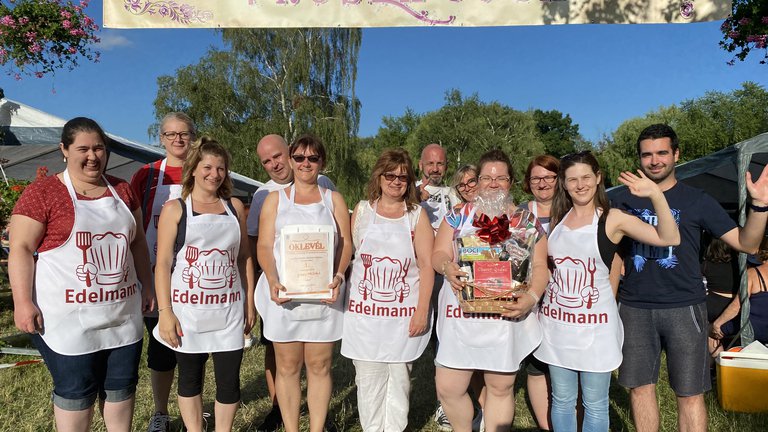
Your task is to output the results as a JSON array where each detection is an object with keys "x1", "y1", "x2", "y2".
[
  {"x1": 434, "y1": 403, "x2": 453, "y2": 432},
  {"x1": 256, "y1": 405, "x2": 283, "y2": 432},
  {"x1": 147, "y1": 411, "x2": 170, "y2": 432},
  {"x1": 473, "y1": 407, "x2": 484, "y2": 432}
]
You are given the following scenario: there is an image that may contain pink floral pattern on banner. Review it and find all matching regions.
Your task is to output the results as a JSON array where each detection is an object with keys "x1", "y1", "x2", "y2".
[{"x1": 123, "y1": 0, "x2": 213, "y2": 24}]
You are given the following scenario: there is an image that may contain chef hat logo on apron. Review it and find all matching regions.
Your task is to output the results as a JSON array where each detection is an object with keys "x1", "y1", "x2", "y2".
[
  {"x1": 358, "y1": 254, "x2": 412, "y2": 303},
  {"x1": 74, "y1": 231, "x2": 130, "y2": 287},
  {"x1": 550, "y1": 256, "x2": 600, "y2": 310},
  {"x1": 181, "y1": 247, "x2": 237, "y2": 290}
]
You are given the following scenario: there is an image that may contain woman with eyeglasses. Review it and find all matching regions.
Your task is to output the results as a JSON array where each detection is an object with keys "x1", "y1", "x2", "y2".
[
  {"x1": 520, "y1": 155, "x2": 560, "y2": 234},
  {"x1": 432, "y1": 149, "x2": 548, "y2": 432},
  {"x1": 515, "y1": 154, "x2": 561, "y2": 431},
  {"x1": 130, "y1": 112, "x2": 195, "y2": 431},
  {"x1": 256, "y1": 135, "x2": 353, "y2": 432},
  {"x1": 340, "y1": 149, "x2": 434, "y2": 431},
  {"x1": 534, "y1": 151, "x2": 679, "y2": 432},
  {"x1": 450, "y1": 165, "x2": 478, "y2": 210}
]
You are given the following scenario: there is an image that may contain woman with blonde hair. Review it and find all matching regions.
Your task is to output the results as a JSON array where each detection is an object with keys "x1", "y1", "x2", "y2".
[
  {"x1": 341, "y1": 149, "x2": 434, "y2": 431},
  {"x1": 256, "y1": 134, "x2": 353, "y2": 432},
  {"x1": 155, "y1": 137, "x2": 255, "y2": 432}
]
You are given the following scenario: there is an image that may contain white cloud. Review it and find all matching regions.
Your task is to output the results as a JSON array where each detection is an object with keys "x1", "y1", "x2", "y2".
[{"x1": 97, "y1": 32, "x2": 133, "y2": 51}]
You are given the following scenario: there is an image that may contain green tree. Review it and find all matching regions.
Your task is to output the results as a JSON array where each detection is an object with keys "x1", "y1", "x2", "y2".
[
  {"x1": 152, "y1": 28, "x2": 364, "y2": 201},
  {"x1": 532, "y1": 109, "x2": 582, "y2": 158},
  {"x1": 720, "y1": 0, "x2": 768, "y2": 65}
]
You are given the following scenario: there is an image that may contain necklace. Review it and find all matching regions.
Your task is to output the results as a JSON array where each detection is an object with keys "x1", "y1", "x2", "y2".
[
  {"x1": 77, "y1": 183, "x2": 104, "y2": 196},
  {"x1": 192, "y1": 197, "x2": 220, "y2": 204}
]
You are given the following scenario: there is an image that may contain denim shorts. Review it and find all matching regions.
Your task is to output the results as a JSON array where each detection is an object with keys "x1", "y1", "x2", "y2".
[
  {"x1": 617, "y1": 302, "x2": 710, "y2": 396},
  {"x1": 32, "y1": 335, "x2": 142, "y2": 411}
]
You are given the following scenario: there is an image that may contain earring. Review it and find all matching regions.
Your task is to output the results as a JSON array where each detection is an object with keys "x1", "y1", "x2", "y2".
[{"x1": 63, "y1": 157, "x2": 67, "y2": 163}]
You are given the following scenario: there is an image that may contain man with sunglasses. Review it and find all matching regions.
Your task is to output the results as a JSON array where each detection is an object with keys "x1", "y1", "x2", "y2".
[
  {"x1": 417, "y1": 143, "x2": 456, "y2": 230},
  {"x1": 245, "y1": 134, "x2": 336, "y2": 432},
  {"x1": 612, "y1": 124, "x2": 768, "y2": 432}
]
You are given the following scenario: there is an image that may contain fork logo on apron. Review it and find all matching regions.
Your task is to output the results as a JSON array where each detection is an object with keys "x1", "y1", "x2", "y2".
[
  {"x1": 67, "y1": 230, "x2": 138, "y2": 304},
  {"x1": 358, "y1": 254, "x2": 412, "y2": 303},
  {"x1": 549, "y1": 256, "x2": 599, "y2": 309},
  {"x1": 181, "y1": 246, "x2": 237, "y2": 290}
]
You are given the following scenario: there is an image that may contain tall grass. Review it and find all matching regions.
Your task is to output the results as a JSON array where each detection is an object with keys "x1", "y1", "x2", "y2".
[{"x1": 1, "y1": 292, "x2": 767, "y2": 431}]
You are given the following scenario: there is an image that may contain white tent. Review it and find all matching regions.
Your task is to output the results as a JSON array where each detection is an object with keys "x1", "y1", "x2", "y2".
[{"x1": 0, "y1": 98, "x2": 263, "y2": 201}]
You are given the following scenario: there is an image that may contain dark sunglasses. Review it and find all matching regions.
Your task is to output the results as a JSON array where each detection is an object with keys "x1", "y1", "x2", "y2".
[
  {"x1": 382, "y1": 173, "x2": 409, "y2": 183},
  {"x1": 291, "y1": 155, "x2": 321, "y2": 164}
]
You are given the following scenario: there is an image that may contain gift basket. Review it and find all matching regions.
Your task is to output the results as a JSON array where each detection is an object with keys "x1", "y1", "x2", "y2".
[{"x1": 453, "y1": 191, "x2": 541, "y2": 313}]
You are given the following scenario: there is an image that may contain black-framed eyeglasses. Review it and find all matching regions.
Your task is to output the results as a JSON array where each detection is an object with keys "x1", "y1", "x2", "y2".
[
  {"x1": 456, "y1": 178, "x2": 478, "y2": 191},
  {"x1": 529, "y1": 175, "x2": 557, "y2": 184},
  {"x1": 161, "y1": 131, "x2": 193, "y2": 140},
  {"x1": 382, "y1": 173, "x2": 409, "y2": 183},
  {"x1": 478, "y1": 175, "x2": 511, "y2": 184},
  {"x1": 560, "y1": 150, "x2": 592, "y2": 162},
  {"x1": 291, "y1": 155, "x2": 321, "y2": 164}
]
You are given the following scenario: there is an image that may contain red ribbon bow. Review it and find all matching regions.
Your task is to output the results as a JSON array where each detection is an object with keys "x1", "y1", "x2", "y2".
[{"x1": 472, "y1": 213, "x2": 511, "y2": 245}]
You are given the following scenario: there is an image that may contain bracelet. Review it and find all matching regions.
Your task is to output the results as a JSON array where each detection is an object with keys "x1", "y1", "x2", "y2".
[
  {"x1": 526, "y1": 291, "x2": 540, "y2": 303},
  {"x1": 749, "y1": 202, "x2": 768, "y2": 212},
  {"x1": 158, "y1": 306, "x2": 172, "y2": 312}
]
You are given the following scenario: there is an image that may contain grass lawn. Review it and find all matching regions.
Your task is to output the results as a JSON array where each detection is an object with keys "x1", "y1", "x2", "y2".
[{"x1": 1, "y1": 291, "x2": 767, "y2": 431}]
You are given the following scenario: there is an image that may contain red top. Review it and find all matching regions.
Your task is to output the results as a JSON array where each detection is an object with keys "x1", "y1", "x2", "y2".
[
  {"x1": 12, "y1": 174, "x2": 140, "y2": 253},
  {"x1": 130, "y1": 159, "x2": 184, "y2": 230}
]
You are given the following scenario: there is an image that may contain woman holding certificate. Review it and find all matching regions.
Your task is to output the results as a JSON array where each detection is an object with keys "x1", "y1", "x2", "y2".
[
  {"x1": 431, "y1": 149, "x2": 548, "y2": 432},
  {"x1": 341, "y1": 149, "x2": 434, "y2": 431},
  {"x1": 154, "y1": 138, "x2": 256, "y2": 432},
  {"x1": 256, "y1": 134, "x2": 353, "y2": 432}
]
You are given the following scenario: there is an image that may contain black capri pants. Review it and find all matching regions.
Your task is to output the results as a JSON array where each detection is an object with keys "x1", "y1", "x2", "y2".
[{"x1": 175, "y1": 349, "x2": 243, "y2": 404}]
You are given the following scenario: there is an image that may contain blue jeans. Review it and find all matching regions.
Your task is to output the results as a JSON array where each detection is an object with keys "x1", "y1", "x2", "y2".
[{"x1": 549, "y1": 365, "x2": 611, "y2": 432}]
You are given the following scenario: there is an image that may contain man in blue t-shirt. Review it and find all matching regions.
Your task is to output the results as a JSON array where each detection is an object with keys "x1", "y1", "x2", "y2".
[{"x1": 612, "y1": 124, "x2": 768, "y2": 432}]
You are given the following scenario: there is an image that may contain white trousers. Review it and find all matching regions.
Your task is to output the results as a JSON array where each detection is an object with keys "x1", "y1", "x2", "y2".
[{"x1": 353, "y1": 360, "x2": 413, "y2": 432}]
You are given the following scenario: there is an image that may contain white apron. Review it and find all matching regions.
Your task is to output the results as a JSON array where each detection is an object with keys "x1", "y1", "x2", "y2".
[
  {"x1": 435, "y1": 206, "x2": 542, "y2": 373},
  {"x1": 35, "y1": 170, "x2": 142, "y2": 355},
  {"x1": 341, "y1": 201, "x2": 432, "y2": 363},
  {"x1": 534, "y1": 211, "x2": 623, "y2": 372},
  {"x1": 145, "y1": 158, "x2": 183, "y2": 268},
  {"x1": 255, "y1": 186, "x2": 343, "y2": 342},
  {"x1": 145, "y1": 159, "x2": 182, "y2": 317},
  {"x1": 153, "y1": 196, "x2": 244, "y2": 353}
]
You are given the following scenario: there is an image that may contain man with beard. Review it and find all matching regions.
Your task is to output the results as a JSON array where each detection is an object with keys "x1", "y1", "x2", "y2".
[
  {"x1": 246, "y1": 134, "x2": 336, "y2": 432},
  {"x1": 612, "y1": 124, "x2": 768, "y2": 432},
  {"x1": 417, "y1": 143, "x2": 455, "y2": 230}
]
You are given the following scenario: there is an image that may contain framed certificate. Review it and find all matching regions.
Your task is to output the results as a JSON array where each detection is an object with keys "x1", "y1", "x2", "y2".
[{"x1": 279, "y1": 224, "x2": 334, "y2": 299}]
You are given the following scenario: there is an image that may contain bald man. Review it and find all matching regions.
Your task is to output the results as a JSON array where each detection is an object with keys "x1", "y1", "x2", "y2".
[
  {"x1": 245, "y1": 134, "x2": 336, "y2": 432},
  {"x1": 417, "y1": 143, "x2": 455, "y2": 230}
]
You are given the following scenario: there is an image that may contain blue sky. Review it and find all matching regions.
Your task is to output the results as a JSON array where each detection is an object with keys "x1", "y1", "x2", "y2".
[{"x1": 4, "y1": 2, "x2": 767, "y2": 147}]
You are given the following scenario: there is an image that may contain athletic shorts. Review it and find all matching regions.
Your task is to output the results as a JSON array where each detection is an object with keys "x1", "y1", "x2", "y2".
[
  {"x1": 617, "y1": 302, "x2": 710, "y2": 396},
  {"x1": 32, "y1": 335, "x2": 142, "y2": 411}
]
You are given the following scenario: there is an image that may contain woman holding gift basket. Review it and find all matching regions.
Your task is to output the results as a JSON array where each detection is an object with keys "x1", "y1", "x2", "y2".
[
  {"x1": 432, "y1": 149, "x2": 549, "y2": 432},
  {"x1": 256, "y1": 134, "x2": 353, "y2": 432},
  {"x1": 341, "y1": 149, "x2": 434, "y2": 431},
  {"x1": 9, "y1": 117, "x2": 154, "y2": 432},
  {"x1": 154, "y1": 137, "x2": 256, "y2": 432},
  {"x1": 534, "y1": 151, "x2": 680, "y2": 432}
]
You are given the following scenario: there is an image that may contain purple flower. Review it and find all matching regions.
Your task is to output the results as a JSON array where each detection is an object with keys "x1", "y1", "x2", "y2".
[
  {"x1": 729, "y1": 31, "x2": 741, "y2": 39},
  {"x1": 34, "y1": 71, "x2": 44, "y2": 78},
  {"x1": 158, "y1": 5, "x2": 170, "y2": 16},
  {"x1": 29, "y1": 43, "x2": 42, "y2": 54},
  {"x1": 62, "y1": 19, "x2": 71, "y2": 29},
  {"x1": 18, "y1": 17, "x2": 29, "y2": 25},
  {"x1": 68, "y1": 46, "x2": 77, "y2": 54},
  {"x1": 0, "y1": 15, "x2": 15, "y2": 27},
  {"x1": 14, "y1": 73, "x2": 21, "y2": 81},
  {"x1": 60, "y1": 10, "x2": 72, "y2": 19},
  {"x1": 762, "y1": 17, "x2": 768, "y2": 25},
  {"x1": 739, "y1": 17, "x2": 752, "y2": 26}
]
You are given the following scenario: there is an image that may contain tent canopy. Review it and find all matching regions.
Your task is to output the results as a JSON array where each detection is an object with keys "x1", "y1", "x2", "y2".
[{"x1": 0, "y1": 98, "x2": 263, "y2": 202}]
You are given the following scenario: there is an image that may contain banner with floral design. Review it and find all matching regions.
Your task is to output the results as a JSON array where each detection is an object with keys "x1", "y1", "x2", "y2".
[{"x1": 104, "y1": 1, "x2": 731, "y2": 28}]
